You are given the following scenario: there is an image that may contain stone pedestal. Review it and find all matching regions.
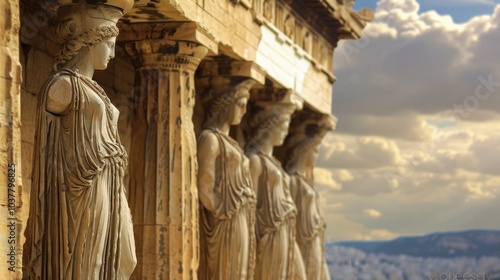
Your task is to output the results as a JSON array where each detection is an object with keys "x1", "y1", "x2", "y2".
[{"x1": 120, "y1": 22, "x2": 216, "y2": 280}]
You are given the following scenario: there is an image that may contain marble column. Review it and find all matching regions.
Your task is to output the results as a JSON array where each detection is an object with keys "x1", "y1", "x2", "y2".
[{"x1": 119, "y1": 22, "x2": 216, "y2": 280}]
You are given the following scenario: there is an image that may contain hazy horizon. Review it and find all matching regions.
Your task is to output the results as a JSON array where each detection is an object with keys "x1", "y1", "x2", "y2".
[{"x1": 329, "y1": 228, "x2": 500, "y2": 243}]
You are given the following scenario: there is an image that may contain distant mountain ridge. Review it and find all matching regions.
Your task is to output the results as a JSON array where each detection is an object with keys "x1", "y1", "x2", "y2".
[{"x1": 332, "y1": 229, "x2": 500, "y2": 258}]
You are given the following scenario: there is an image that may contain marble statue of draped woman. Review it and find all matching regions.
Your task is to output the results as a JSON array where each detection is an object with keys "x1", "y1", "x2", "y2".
[
  {"x1": 24, "y1": 67, "x2": 136, "y2": 279},
  {"x1": 245, "y1": 100, "x2": 306, "y2": 280},
  {"x1": 289, "y1": 174, "x2": 329, "y2": 280},
  {"x1": 280, "y1": 118, "x2": 334, "y2": 280},
  {"x1": 23, "y1": 4, "x2": 136, "y2": 279},
  {"x1": 198, "y1": 129, "x2": 256, "y2": 279},
  {"x1": 197, "y1": 80, "x2": 257, "y2": 280},
  {"x1": 252, "y1": 154, "x2": 302, "y2": 280}
]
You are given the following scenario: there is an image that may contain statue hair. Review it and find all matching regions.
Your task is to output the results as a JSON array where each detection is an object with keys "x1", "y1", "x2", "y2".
[
  {"x1": 245, "y1": 113, "x2": 290, "y2": 155},
  {"x1": 203, "y1": 87, "x2": 249, "y2": 126},
  {"x1": 283, "y1": 137, "x2": 316, "y2": 175},
  {"x1": 282, "y1": 123, "x2": 324, "y2": 180},
  {"x1": 54, "y1": 25, "x2": 119, "y2": 70}
]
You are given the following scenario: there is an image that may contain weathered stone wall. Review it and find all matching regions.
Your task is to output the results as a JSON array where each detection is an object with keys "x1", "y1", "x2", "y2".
[
  {"x1": 0, "y1": 0, "x2": 23, "y2": 278},
  {"x1": 126, "y1": 0, "x2": 339, "y2": 114}
]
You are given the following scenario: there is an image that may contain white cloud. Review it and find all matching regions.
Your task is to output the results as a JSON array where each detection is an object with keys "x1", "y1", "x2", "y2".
[
  {"x1": 364, "y1": 209, "x2": 382, "y2": 218},
  {"x1": 357, "y1": 229, "x2": 398, "y2": 241},
  {"x1": 335, "y1": 113, "x2": 436, "y2": 141},
  {"x1": 318, "y1": 134, "x2": 401, "y2": 169},
  {"x1": 334, "y1": 3, "x2": 500, "y2": 121},
  {"x1": 314, "y1": 167, "x2": 342, "y2": 191},
  {"x1": 424, "y1": 0, "x2": 497, "y2": 6},
  {"x1": 318, "y1": 0, "x2": 500, "y2": 241},
  {"x1": 465, "y1": 182, "x2": 497, "y2": 201}
]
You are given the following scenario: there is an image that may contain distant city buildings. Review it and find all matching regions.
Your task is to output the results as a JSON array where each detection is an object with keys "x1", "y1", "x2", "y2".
[{"x1": 327, "y1": 246, "x2": 500, "y2": 280}]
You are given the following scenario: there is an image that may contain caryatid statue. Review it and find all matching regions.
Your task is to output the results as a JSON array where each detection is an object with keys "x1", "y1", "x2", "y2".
[
  {"x1": 277, "y1": 112, "x2": 336, "y2": 280},
  {"x1": 23, "y1": 1, "x2": 137, "y2": 279},
  {"x1": 244, "y1": 90, "x2": 306, "y2": 280},
  {"x1": 197, "y1": 78, "x2": 257, "y2": 280}
]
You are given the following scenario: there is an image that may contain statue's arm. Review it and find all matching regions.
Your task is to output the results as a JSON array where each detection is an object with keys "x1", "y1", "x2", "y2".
[
  {"x1": 283, "y1": 172, "x2": 293, "y2": 198},
  {"x1": 46, "y1": 75, "x2": 73, "y2": 115},
  {"x1": 289, "y1": 175, "x2": 299, "y2": 202},
  {"x1": 248, "y1": 154, "x2": 262, "y2": 198},
  {"x1": 197, "y1": 132, "x2": 220, "y2": 212}
]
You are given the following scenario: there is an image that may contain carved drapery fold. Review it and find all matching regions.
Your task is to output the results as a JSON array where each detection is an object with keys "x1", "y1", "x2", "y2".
[
  {"x1": 275, "y1": 110, "x2": 336, "y2": 280},
  {"x1": 23, "y1": 2, "x2": 137, "y2": 279},
  {"x1": 243, "y1": 89, "x2": 307, "y2": 280},
  {"x1": 194, "y1": 58, "x2": 269, "y2": 280}
]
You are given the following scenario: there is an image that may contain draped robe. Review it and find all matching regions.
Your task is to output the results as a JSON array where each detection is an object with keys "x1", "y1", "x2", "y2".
[
  {"x1": 290, "y1": 175, "x2": 330, "y2": 280},
  {"x1": 23, "y1": 69, "x2": 137, "y2": 279},
  {"x1": 198, "y1": 129, "x2": 256, "y2": 280},
  {"x1": 254, "y1": 154, "x2": 306, "y2": 280}
]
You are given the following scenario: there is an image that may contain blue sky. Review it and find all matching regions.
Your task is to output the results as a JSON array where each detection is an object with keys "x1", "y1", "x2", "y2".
[{"x1": 354, "y1": 0, "x2": 500, "y2": 22}]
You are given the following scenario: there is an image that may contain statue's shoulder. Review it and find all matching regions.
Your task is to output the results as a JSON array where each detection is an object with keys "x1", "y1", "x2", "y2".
[
  {"x1": 46, "y1": 68, "x2": 78, "y2": 86},
  {"x1": 246, "y1": 152, "x2": 259, "y2": 160},
  {"x1": 197, "y1": 129, "x2": 221, "y2": 156},
  {"x1": 288, "y1": 173, "x2": 300, "y2": 185},
  {"x1": 48, "y1": 73, "x2": 73, "y2": 88},
  {"x1": 246, "y1": 153, "x2": 261, "y2": 164},
  {"x1": 247, "y1": 153, "x2": 262, "y2": 173},
  {"x1": 45, "y1": 70, "x2": 76, "y2": 115},
  {"x1": 198, "y1": 129, "x2": 218, "y2": 142}
]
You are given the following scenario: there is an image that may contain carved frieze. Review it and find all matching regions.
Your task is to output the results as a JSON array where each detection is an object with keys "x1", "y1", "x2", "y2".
[
  {"x1": 283, "y1": 13, "x2": 295, "y2": 39},
  {"x1": 250, "y1": 0, "x2": 340, "y2": 73},
  {"x1": 357, "y1": 7, "x2": 375, "y2": 22},
  {"x1": 247, "y1": 0, "x2": 372, "y2": 73},
  {"x1": 263, "y1": 0, "x2": 274, "y2": 21}
]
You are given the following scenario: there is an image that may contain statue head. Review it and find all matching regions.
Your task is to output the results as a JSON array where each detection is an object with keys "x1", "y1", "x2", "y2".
[
  {"x1": 277, "y1": 112, "x2": 336, "y2": 180},
  {"x1": 245, "y1": 90, "x2": 302, "y2": 154},
  {"x1": 53, "y1": 1, "x2": 132, "y2": 70},
  {"x1": 202, "y1": 78, "x2": 256, "y2": 127}
]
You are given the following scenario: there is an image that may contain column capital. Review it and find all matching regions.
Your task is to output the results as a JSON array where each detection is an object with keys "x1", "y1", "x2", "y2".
[
  {"x1": 124, "y1": 40, "x2": 209, "y2": 71},
  {"x1": 119, "y1": 21, "x2": 217, "y2": 70},
  {"x1": 246, "y1": 88, "x2": 304, "y2": 127},
  {"x1": 118, "y1": 21, "x2": 217, "y2": 51},
  {"x1": 249, "y1": 86, "x2": 304, "y2": 106},
  {"x1": 197, "y1": 58, "x2": 266, "y2": 85},
  {"x1": 288, "y1": 109, "x2": 337, "y2": 136},
  {"x1": 195, "y1": 58, "x2": 266, "y2": 104}
]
